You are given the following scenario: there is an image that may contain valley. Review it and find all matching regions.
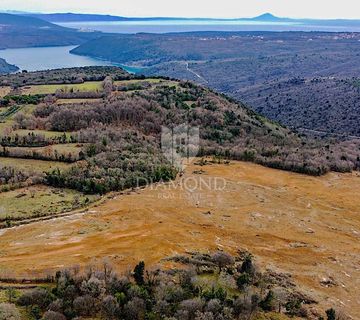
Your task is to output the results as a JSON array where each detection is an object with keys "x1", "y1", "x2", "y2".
[{"x1": 72, "y1": 31, "x2": 360, "y2": 137}]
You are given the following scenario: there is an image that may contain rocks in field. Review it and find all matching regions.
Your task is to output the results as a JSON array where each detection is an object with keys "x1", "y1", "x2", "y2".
[
  {"x1": 289, "y1": 242, "x2": 309, "y2": 248},
  {"x1": 320, "y1": 276, "x2": 337, "y2": 287},
  {"x1": 15, "y1": 193, "x2": 26, "y2": 198}
]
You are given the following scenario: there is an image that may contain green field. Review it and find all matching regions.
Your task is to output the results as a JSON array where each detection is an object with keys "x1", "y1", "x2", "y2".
[
  {"x1": 0, "y1": 157, "x2": 72, "y2": 172},
  {"x1": 12, "y1": 129, "x2": 72, "y2": 139},
  {"x1": 0, "y1": 185, "x2": 98, "y2": 222},
  {"x1": 20, "y1": 81, "x2": 103, "y2": 95}
]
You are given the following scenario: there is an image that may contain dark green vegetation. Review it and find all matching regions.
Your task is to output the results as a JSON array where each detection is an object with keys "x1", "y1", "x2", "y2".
[
  {"x1": 72, "y1": 31, "x2": 360, "y2": 137},
  {"x1": 0, "y1": 13, "x2": 104, "y2": 50},
  {"x1": 0, "y1": 251, "x2": 340, "y2": 320},
  {"x1": 0, "y1": 58, "x2": 18, "y2": 75},
  {"x1": 0, "y1": 66, "x2": 359, "y2": 223}
]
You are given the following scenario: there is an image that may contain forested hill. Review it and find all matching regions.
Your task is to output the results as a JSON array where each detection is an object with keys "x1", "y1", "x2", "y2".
[
  {"x1": 0, "y1": 67, "x2": 359, "y2": 197},
  {"x1": 0, "y1": 13, "x2": 104, "y2": 49}
]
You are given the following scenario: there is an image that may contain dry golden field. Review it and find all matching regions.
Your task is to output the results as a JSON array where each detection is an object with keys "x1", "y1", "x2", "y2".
[{"x1": 0, "y1": 160, "x2": 359, "y2": 317}]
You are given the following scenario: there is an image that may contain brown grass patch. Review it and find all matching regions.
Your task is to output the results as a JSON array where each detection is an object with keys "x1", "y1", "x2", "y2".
[{"x1": 0, "y1": 160, "x2": 359, "y2": 316}]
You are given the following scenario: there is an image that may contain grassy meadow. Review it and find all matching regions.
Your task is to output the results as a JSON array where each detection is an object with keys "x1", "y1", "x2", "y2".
[
  {"x1": 0, "y1": 185, "x2": 98, "y2": 222},
  {"x1": 20, "y1": 81, "x2": 103, "y2": 95}
]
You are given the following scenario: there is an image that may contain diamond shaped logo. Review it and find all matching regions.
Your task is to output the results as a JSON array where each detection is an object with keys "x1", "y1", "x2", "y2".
[{"x1": 161, "y1": 124, "x2": 200, "y2": 170}]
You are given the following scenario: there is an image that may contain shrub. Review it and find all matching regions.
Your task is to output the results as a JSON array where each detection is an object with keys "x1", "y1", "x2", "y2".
[
  {"x1": 133, "y1": 261, "x2": 145, "y2": 286},
  {"x1": 212, "y1": 251, "x2": 234, "y2": 271},
  {"x1": 0, "y1": 303, "x2": 21, "y2": 320},
  {"x1": 41, "y1": 311, "x2": 66, "y2": 320},
  {"x1": 326, "y1": 308, "x2": 336, "y2": 320},
  {"x1": 259, "y1": 290, "x2": 276, "y2": 312}
]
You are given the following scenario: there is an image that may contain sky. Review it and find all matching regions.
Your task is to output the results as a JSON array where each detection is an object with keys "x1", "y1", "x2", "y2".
[{"x1": 1, "y1": 0, "x2": 360, "y2": 19}]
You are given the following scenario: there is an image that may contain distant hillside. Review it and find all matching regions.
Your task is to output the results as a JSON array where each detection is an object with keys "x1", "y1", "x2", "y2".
[
  {"x1": 0, "y1": 12, "x2": 62, "y2": 27},
  {"x1": 24, "y1": 13, "x2": 127, "y2": 22},
  {"x1": 72, "y1": 31, "x2": 360, "y2": 137},
  {"x1": 0, "y1": 58, "x2": 18, "y2": 74},
  {"x1": 240, "y1": 77, "x2": 360, "y2": 137},
  {"x1": 0, "y1": 13, "x2": 104, "y2": 49}
]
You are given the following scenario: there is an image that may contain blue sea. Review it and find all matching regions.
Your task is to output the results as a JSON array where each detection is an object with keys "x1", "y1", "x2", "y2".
[
  {"x1": 57, "y1": 19, "x2": 360, "y2": 33},
  {"x1": 0, "y1": 46, "x2": 140, "y2": 73}
]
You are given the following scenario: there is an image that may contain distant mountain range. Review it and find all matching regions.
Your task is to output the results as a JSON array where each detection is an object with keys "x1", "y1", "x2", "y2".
[
  {"x1": 0, "y1": 13, "x2": 105, "y2": 50},
  {"x1": 19, "y1": 12, "x2": 360, "y2": 26}
]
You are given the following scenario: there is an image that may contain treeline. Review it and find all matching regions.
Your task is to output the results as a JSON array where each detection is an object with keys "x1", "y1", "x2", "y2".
[
  {"x1": 0, "y1": 147, "x2": 81, "y2": 163},
  {"x1": 54, "y1": 90, "x2": 105, "y2": 99},
  {"x1": 0, "y1": 166, "x2": 43, "y2": 192},
  {"x1": 1, "y1": 132, "x2": 69, "y2": 147},
  {"x1": 1, "y1": 251, "x2": 344, "y2": 320},
  {"x1": 0, "y1": 94, "x2": 43, "y2": 107},
  {"x1": 0, "y1": 66, "x2": 133, "y2": 88}
]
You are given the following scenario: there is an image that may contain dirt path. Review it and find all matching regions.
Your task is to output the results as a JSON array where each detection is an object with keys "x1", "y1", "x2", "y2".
[
  {"x1": 184, "y1": 62, "x2": 209, "y2": 84},
  {"x1": 0, "y1": 161, "x2": 359, "y2": 317}
]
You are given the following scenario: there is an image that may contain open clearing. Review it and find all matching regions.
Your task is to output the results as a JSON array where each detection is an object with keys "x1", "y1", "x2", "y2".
[
  {"x1": 7, "y1": 143, "x2": 82, "y2": 156},
  {"x1": 0, "y1": 161, "x2": 359, "y2": 317},
  {"x1": 0, "y1": 156, "x2": 72, "y2": 172},
  {"x1": 0, "y1": 185, "x2": 98, "y2": 222},
  {"x1": 13, "y1": 129, "x2": 72, "y2": 139},
  {"x1": 20, "y1": 81, "x2": 103, "y2": 95}
]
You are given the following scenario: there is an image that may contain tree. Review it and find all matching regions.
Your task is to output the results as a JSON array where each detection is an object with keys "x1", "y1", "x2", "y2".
[
  {"x1": 42, "y1": 311, "x2": 66, "y2": 320},
  {"x1": 179, "y1": 298, "x2": 205, "y2": 319},
  {"x1": 101, "y1": 295, "x2": 119, "y2": 320},
  {"x1": 326, "y1": 308, "x2": 336, "y2": 320},
  {"x1": 30, "y1": 305, "x2": 41, "y2": 320},
  {"x1": 5, "y1": 288, "x2": 17, "y2": 303},
  {"x1": 133, "y1": 261, "x2": 145, "y2": 286},
  {"x1": 17, "y1": 288, "x2": 53, "y2": 310},
  {"x1": 212, "y1": 251, "x2": 234, "y2": 271},
  {"x1": 240, "y1": 254, "x2": 255, "y2": 276},
  {"x1": 0, "y1": 303, "x2": 21, "y2": 320},
  {"x1": 236, "y1": 273, "x2": 251, "y2": 290},
  {"x1": 259, "y1": 290, "x2": 276, "y2": 312},
  {"x1": 73, "y1": 295, "x2": 96, "y2": 317},
  {"x1": 124, "y1": 297, "x2": 145, "y2": 320},
  {"x1": 285, "y1": 299, "x2": 303, "y2": 316}
]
